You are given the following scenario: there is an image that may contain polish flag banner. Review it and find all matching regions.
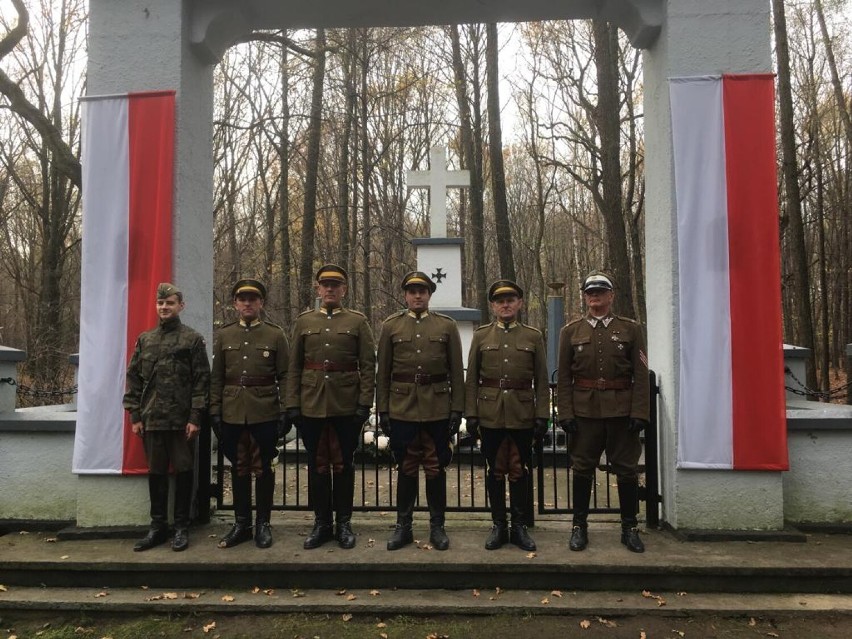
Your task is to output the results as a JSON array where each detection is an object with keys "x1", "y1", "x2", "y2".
[
  {"x1": 73, "y1": 91, "x2": 175, "y2": 474},
  {"x1": 670, "y1": 74, "x2": 788, "y2": 471}
]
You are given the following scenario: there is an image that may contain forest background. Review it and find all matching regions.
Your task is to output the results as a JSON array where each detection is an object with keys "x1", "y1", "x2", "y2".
[{"x1": 0, "y1": 0, "x2": 849, "y2": 403}]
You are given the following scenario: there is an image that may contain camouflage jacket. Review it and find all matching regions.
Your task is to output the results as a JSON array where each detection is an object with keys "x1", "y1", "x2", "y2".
[{"x1": 123, "y1": 317, "x2": 211, "y2": 430}]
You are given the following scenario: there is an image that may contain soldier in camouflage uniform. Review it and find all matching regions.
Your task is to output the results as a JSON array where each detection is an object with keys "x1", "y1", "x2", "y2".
[
  {"x1": 124, "y1": 283, "x2": 210, "y2": 552},
  {"x1": 557, "y1": 271, "x2": 650, "y2": 553},
  {"x1": 465, "y1": 280, "x2": 549, "y2": 551},
  {"x1": 210, "y1": 279, "x2": 289, "y2": 549},
  {"x1": 286, "y1": 265, "x2": 376, "y2": 550},
  {"x1": 377, "y1": 271, "x2": 464, "y2": 551}
]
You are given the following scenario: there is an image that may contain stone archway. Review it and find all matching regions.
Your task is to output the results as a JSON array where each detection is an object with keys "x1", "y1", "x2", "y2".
[{"x1": 84, "y1": 0, "x2": 781, "y2": 531}]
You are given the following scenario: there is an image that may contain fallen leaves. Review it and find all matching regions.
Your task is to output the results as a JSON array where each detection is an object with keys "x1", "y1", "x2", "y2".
[
  {"x1": 346, "y1": 593, "x2": 358, "y2": 601},
  {"x1": 641, "y1": 589, "x2": 666, "y2": 607},
  {"x1": 370, "y1": 589, "x2": 381, "y2": 596},
  {"x1": 551, "y1": 590, "x2": 562, "y2": 598},
  {"x1": 540, "y1": 596, "x2": 549, "y2": 605},
  {"x1": 472, "y1": 589, "x2": 480, "y2": 598},
  {"x1": 292, "y1": 589, "x2": 306, "y2": 598},
  {"x1": 526, "y1": 551, "x2": 537, "y2": 559},
  {"x1": 579, "y1": 619, "x2": 591, "y2": 629},
  {"x1": 596, "y1": 616, "x2": 617, "y2": 628},
  {"x1": 342, "y1": 613, "x2": 353, "y2": 622},
  {"x1": 202, "y1": 621, "x2": 216, "y2": 633},
  {"x1": 94, "y1": 591, "x2": 108, "y2": 598},
  {"x1": 220, "y1": 594, "x2": 235, "y2": 602},
  {"x1": 0, "y1": 584, "x2": 7, "y2": 592}
]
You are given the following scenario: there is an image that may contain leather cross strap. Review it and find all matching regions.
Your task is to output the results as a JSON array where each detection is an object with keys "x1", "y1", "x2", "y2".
[
  {"x1": 304, "y1": 359, "x2": 359, "y2": 372},
  {"x1": 391, "y1": 372, "x2": 449, "y2": 385},
  {"x1": 479, "y1": 377, "x2": 533, "y2": 390},
  {"x1": 573, "y1": 377, "x2": 632, "y2": 391},
  {"x1": 224, "y1": 374, "x2": 277, "y2": 387}
]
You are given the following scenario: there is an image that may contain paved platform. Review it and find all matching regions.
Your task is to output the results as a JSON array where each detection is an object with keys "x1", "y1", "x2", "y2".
[{"x1": 1, "y1": 515, "x2": 851, "y2": 603}]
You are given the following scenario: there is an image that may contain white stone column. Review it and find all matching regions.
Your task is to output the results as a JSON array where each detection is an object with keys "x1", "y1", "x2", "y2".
[
  {"x1": 644, "y1": 0, "x2": 784, "y2": 530},
  {"x1": 82, "y1": 0, "x2": 214, "y2": 526}
]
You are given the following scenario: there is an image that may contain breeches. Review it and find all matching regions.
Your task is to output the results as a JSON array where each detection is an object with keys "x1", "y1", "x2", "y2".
[
  {"x1": 480, "y1": 427, "x2": 533, "y2": 482},
  {"x1": 569, "y1": 416, "x2": 641, "y2": 480},
  {"x1": 390, "y1": 419, "x2": 452, "y2": 479},
  {"x1": 220, "y1": 420, "x2": 278, "y2": 477},
  {"x1": 300, "y1": 415, "x2": 360, "y2": 474}
]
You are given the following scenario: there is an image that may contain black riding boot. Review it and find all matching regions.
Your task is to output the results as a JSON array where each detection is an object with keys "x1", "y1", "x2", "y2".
[
  {"x1": 304, "y1": 470, "x2": 334, "y2": 549},
  {"x1": 172, "y1": 471, "x2": 193, "y2": 552},
  {"x1": 425, "y1": 471, "x2": 449, "y2": 551},
  {"x1": 570, "y1": 473, "x2": 593, "y2": 551},
  {"x1": 509, "y1": 476, "x2": 536, "y2": 551},
  {"x1": 387, "y1": 473, "x2": 418, "y2": 550},
  {"x1": 618, "y1": 478, "x2": 645, "y2": 553},
  {"x1": 334, "y1": 467, "x2": 357, "y2": 549},
  {"x1": 134, "y1": 474, "x2": 170, "y2": 551},
  {"x1": 254, "y1": 470, "x2": 275, "y2": 548},
  {"x1": 219, "y1": 470, "x2": 253, "y2": 548},
  {"x1": 484, "y1": 476, "x2": 508, "y2": 550}
]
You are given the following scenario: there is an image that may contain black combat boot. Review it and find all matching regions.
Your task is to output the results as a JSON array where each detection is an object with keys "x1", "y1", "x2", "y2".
[
  {"x1": 134, "y1": 474, "x2": 170, "y2": 552},
  {"x1": 569, "y1": 473, "x2": 593, "y2": 551},
  {"x1": 334, "y1": 467, "x2": 357, "y2": 549},
  {"x1": 618, "y1": 478, "x2": 645, "y2": 553},
  {"x1": 425, "y1": 471, "x2": 449, "y2": 551},
  {"x1": 219, "y1": 470, "x2": 253, "y2": 548},
  {"x1": 508, "y1": 476, "x2": 536, "y2": 551},
  {"x1": 387, "y1": 473, "x2": 417, "y2": 550},
  {"x1": 484, "y1": 476, "x2": 508, "y2": 550},
  {"x1": 304, "y1": 470, "x2": 334, "y2": 549},
  {"x1": 171, "y1": 471, "x2": 193, "y2": 552},
  {"x1": 254, "y1": 470, "x2": 275, "y2": 548}
]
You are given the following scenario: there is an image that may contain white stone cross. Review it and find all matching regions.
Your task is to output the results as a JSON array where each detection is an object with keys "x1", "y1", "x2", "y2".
[{"x1": 407, "y1": 146, "x2": 470, "y2": 239}]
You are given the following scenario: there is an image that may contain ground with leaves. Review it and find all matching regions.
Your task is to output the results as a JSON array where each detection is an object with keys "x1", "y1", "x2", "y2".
[{"x1": 2, "y1": 611, "x2": 852, "y2": 639}]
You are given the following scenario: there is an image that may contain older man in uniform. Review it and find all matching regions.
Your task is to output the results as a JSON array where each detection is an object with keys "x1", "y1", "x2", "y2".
[
  {"x1": 124, "y1": 283, "x2": 210, "y2": 552},
  {"x1": 557, "y1": 271, "x2": 650, "y2": 553},
  {"x1": 286, "y1": 265, "x2": 376, "y2": 550},
  {"x1": 377, "y1": 271, "x2": 464, "y2": 551},
  {"x1": 465, "y1": 280, "x2": 549, "y2": 551},
  {"x1": 210, "y1": 278, "x2": 289, "y2": 549}
]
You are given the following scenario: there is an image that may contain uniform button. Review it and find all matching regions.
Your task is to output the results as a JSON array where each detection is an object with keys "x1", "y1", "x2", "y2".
[
  {"x1": 244, "y1": 341, "x2": 248, "y2": 345},
  {"x1": 416, "y1": 334, "x2": 421, "y2": 338},
  {"x1": 325, "y1": 328, "x2": 330, "y2": 332},
  {"x1": 504, "y1": 359, "x2": 508, "y2": 363},
  {"x1": 417, "y1": 365, "x2": 422, "y2": 370},
  {"x1": 416, "y1": 320, "x2": 420, "y2": 324},
  {"x1": 325, "y1": 375, "x2": 329, "y2": 379},
  {"x1": 504, "y1": 344, "x2": 508, "y2": 348},
  {"x1": 325, "y1": 343, "x2": 330, "y2": 347},
  {"x1": 416, "y1": 349, "x2": 421, "y2": 353},
  {"x1": 503, "y1": 390, "x2": 508, "y2": 394},
  {"x1": 243, "y1": 356, "x2": 247, "y2": 359},
  {"x1": 242, "y1": 370, "x2": 247, "y2": 374}
]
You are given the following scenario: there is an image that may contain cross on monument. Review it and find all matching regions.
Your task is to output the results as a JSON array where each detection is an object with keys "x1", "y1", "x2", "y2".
[{"x1": 407, "y1": 146, "x2": 470, "y2": 239}]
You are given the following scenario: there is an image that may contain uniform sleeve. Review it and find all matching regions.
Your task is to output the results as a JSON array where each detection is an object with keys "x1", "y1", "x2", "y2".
[
  {"x1": 209, "y1": 330, "x2": 224, "y2": 417},
  {"x1": 275, "y1": 326, "x2": 290, "y2": 413},
  {"x1": 123, "y1": 337, "x2": 145, "y2": 423},
  {"x1": 189, "y1": 334, "x2": 211, "y2": 426},
  {"x1": 284, "y1": 318, "x2": 304, "y2": 410},
  {"x1": 375, "y1": 320, "x2": 392, "y2": 413},
  {"x1": 447, "y1": 321, "x2": 465, "y2": 413},
  {"x1": 357, "y1": 316, "x2": 377, "y2": 409},
  {"x1": 629, "y1": 322, "x2": 651, "y2": 421},
  {"x1": 464, "y1": 332, "x2": 481, "y2": 418},
  {"x1": 533, "y1": 331, "x2": 551, "y2": 420},
  {"x1": 556, "y1": 325, "x2": 575, "y2": 420}
]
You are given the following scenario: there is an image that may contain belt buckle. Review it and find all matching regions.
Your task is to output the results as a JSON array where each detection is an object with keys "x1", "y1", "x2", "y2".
[
  {"x1": 499, "y1": 378, "x2": 509, "y2": 390},
  {"x1": 322, "y1": 359, "x2": 331, "y2": 371},
  {"x1": 595, "y1": 378, "x2": 607, "y2": 391},
  {"x1": 414, "y1": 373, "x2": 429, "y2": 385},
  {"x1": 239, "y1": 375, "x2": 249, "y2": 386}
]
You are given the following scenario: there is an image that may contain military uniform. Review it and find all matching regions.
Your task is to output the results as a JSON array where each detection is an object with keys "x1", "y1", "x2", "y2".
[
  {"x1": 123, "y1": 282, "x2": 210, "y2": 552},
  {"x1": 556, "y1": 271, "x2": 650, "y2": 553},
  {"x1": 210, "y1": 278, "x2": 289, "y2": 549},
  {"x1": 285, "y1": 264, "x2": 376, "y2": 550},
  {"x1": 377, "y1": 272, "x2": 464, "y2": 551},
  {"x1": 465, "y1": 279, "x2": 548, "y2": 550}
]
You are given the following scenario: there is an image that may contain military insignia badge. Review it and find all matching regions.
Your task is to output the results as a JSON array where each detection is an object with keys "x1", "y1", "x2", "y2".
[
  {"x1": 263, "y1": 350, "x2": 270, "y2": 358},
  {"x1": 577, "y1": 345, "x2": 584, "y2": 352},
  {"x1": 618, "y1": 344, "x2": 624, "y2": 350},
  {"x1": 611, "y1": 334, "x2": 619, "y2": 341}
]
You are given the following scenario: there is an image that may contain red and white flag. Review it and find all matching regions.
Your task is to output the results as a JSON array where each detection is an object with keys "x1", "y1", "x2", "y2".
[
  {"x1": 670, "y1": 74, "x2": 788, "y2": 471},
  {"x1": 73, "y1": 91, "x2": 175, "y2": 474}
]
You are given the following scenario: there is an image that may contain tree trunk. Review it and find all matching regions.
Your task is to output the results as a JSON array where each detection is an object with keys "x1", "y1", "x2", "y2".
[{"x1": 277, "y1": 33, "x2": 293, "y2": 319}]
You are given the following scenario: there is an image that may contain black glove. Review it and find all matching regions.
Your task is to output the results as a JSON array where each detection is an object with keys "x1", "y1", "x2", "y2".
[
  {"x1": 559, "y1": 418, "x2": 578, "y2": 434},
  {"x1": 628, "y1": 417, "x2": 649, "y2": 434},
  {"x1": 354, "y1": 405, "x2": 370, "y2": 428},
  {"x1": 379, "y1": 412, "x2": 391, "y2": 437},
  {"x1": 466, "y1": 417, "x2": 480, "y2": 440},
  {"x1": 286, "y1": 407, "x2": 302, "y2": 430},
  {"x1": 278, "y1": 412, "x2": 292, "y2": 439},
  {"x1": 448, "y1": 411, "x2": 462, "y2": 437},
  {"x1": 534, "y1": 418, "x2": 549, "y2": 439},
  {"x1": 210, "y1": 415, "x2": 222, "y2": 440}
]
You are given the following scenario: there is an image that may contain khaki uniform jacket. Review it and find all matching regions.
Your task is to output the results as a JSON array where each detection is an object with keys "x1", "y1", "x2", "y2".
[
  {"x1": 465, "y1": 321, "x2": 550, "y2": 429},
  {"x1": 285, "y1": 308, "x2": 376, "y2": 418},
  {"x1": 556, "y1": 314, "x2": 649, "y2": 421},
  {"x1": 123, "y1": 317, "x2": 210, "y2": 430},
  {"x1": 210, "y1": 320, "x2": 289, "y2": 424},
  {"x1": 376, "y1": 310, "x2": 465, "y2": 421}
]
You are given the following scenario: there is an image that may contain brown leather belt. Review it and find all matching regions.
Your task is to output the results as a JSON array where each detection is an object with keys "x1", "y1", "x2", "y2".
[
  {"x1": 479, "y1": 377, "x2": 533, "y2": 390},
  {"x1": 224, "y1": 374, "x2": 276, "y2": 387},
  {"x1": 304, "y1": 359, "x2": 359, "y2": 372},
  {"x1": 573, "y1": 377, "x2": 632, "y2": 390},
  {"x1": 392, "y1": 372, "x2": 448, "y2": 385}
]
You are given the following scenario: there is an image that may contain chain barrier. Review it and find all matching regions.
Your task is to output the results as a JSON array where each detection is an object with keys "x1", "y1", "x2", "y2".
[
  {"x1": 785, "y1": 367, "x2": 849, "y2": 401},
  {"x1": 0, "y1": 376, "x2": 78, "y2": 398}
]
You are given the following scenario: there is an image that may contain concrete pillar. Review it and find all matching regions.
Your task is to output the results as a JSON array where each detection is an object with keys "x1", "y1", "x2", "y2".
[
  {"x1": 0, "y1": 347, "x2": 26, "y2": 414},
  {"x1": 644, "y1": 0, "x2": 784, "y2": 530},
  {"x1": 83, "y1": 0, "x2": 214, "y2": 526}
]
